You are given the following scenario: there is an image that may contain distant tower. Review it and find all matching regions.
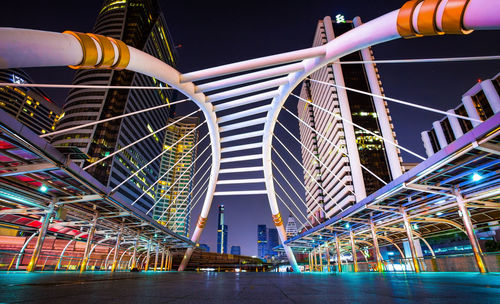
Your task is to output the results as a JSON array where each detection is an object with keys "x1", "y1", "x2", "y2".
[
  {"x1": 267, "y1": 228, "x2": 279, "y2": 257},
  {"x1": 298, "y1": 15, "x2": 403, "y2": 223},
  {"x1": 257, "y1": 225, "x2": 267, "y2": 258},
  {"x1": 217, "y1": 205, "x2": 228, "y2": 254},
  {"x1": 285, "y1": 216, "x2": 298, "y2": 238},
  {"x1": 230, "y1": 246, "x2": 241, "y2": 256}
]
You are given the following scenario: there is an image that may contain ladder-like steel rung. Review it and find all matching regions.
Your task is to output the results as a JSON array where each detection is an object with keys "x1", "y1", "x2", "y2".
[
  {"x1": 206, "y1": 77, "x2": 288, "y2": 103},
  {"x1": 219, "y1": 117, "x2": 266, "y2": 132},
  {"x1": 221, "y1": 143, "x2": 262, "y2": 153},
  {"x1": 214, "y1": 190, "x2": 268, "y2": 196},
  {"x1": 218, "y1": 105, "x2": 271, "y2": 124},
  {"x1": 220, "y1": 131, "x2": 264, "y2": 143},
  {"x1": 217, "y1": 178, "x2": 266, "y2": 185},
  {"x1": 214, "y1": 90, "x2": 278, "y2": 112},
  {"x1": 219, "y1": 166, "x2": 263, "y2": 174},
  {"x1": 220, "y1": 154, "x2": 262, "y2": 163}
]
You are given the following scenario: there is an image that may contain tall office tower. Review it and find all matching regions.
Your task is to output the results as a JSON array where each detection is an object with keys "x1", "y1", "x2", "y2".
[
  {"x1": 267, "y1": 228, "x2": 279, "y2": 257},
  {"x1": 153, "y1": 117, "x2": 199, "y2": 237},
  {"x1": 0, "y1": 69, "x2": 63, "y2": 135},
  {"x1": 298, "y1": 16, "x2": 403, "y2": 224},
  {"x1": 217, "y1": 205, "x2": 228, "y2": 254},
  {"x1": 285, "y1": 216, "x2": 298, "y2": 238},
  {"x1": 230, "y1": 246, "x2": 241, "y2": 256},
  {"x1": 52, "y1": 0, "x2": 177, "y2": 211},
  {"x1": 422, "y1": 72, "x2": 500, "y2": 157},
  {"x1": 257, "y1": 224, "x2": 267, "y2": 258}
]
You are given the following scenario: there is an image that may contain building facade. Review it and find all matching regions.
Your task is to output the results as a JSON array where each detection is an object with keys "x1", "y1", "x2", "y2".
[
  {"x1": 199, "y1": 243, "x2": 210, "y2": 252},
  {"x1": 230, "y1": 246, "x2": 241, "y2": 256},
  {"x1": 285, "y1": 215, "x2": 298, "y2": 238},
  {"x1": 298, "y1": 16, "x2": 403, "y2": 224},
  {"x1": 257, "y1": 224, "x2": 267, "y2": 259},
  {"x1": 217, "y1": 205, "x2": 228, "y2": 254},
  {"x1": 0, "y1": 69, "x2": 62, "y2": 135},
  {"x1": 422, "y1": 72, "x2": 500, "y2": 157},
  {"x1": 51, "y1": 0, "x2": 177, "y2": 212},
  {"x1": 153, "y1": 117, "x2": 199, "y2": 237},
  {"x1": 267, "y1": 228, "x2": 279, "y2": 257}
]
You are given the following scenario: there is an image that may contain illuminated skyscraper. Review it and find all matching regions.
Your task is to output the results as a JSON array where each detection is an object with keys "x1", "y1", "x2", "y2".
[
  {"x1": 217, "y1": 205, "x2": 228, "y2": 254},
  {"x1": 153, "y1": 117, "x2": 199, "y2": 236},
  {"x1": 267, "y1": 228, "x2": 279, "y2": 257},
  {"x1": 230, "y1": 246, "x2": 241, "y2": 256},
  {"x1": 298, "y1": 16, "x2": 403, "y2": 224},
  {"x1": 257, "y1": 224, "x2": 267, "y2": 259},
  {"x1": 51, "y1": 0, "x2": 177, "y2": 211},
  {"x1": 0, "y1": 69, "x2": 62, "y2": 135}
]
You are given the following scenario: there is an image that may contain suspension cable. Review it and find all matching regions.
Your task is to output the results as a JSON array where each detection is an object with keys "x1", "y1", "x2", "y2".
[
  {"x1": 84, "y1": 109, "x2": 201, "y2": 170},
  {"x1": 276, "y1": 120, "x2": 358, "y2": 202},
  {"x1": 306, "y1": 78, "x2": 481, "y2": 123},
  {"x1": 276, "y1": 192, "x2": 307, "y2": 230},
  {"x1": 272, "y1": 172, "x2": 314, "y2": 227},
  {"x1": 290, "y1": 92, "x2": 426, "y2": 161},
  {"x1": 147, "y1": 144, "x2": 211, "y2": 215},
  {"x1": 130, "y1": 132, "x2": 210, "y2": 204},
  {"x1": 42, "y1": 98, "x2": 190, "y2": 138},
  {"x1": 272, "y1": 139, "x2": 346, "y2": 217},
  {"x1": 282, "y1": 106, "x2": 388, "y2": 185},
  {"x1": 335, "y1": 55, "x2": 500, "y2": 65}
]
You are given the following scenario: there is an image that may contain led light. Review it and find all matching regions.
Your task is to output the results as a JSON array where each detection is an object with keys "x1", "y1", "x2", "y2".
[
  {"x1": 345, "y1": 223, "x2": 350, "y2": 229},
  {"x1": 335, "y1": 14, "x2": 346, "y2": 23},
  {"x1": 436, "y1": 212, "x2": 443, "y2": 216},
  {"x1": 412, "y1": 223, "x2": 419, "y2": 230},
  {"x1": 472, "y1": 173, "x2": 482, "y2": 182},
  {"x1": 39, "y1": 185, "x2": 48, "y2": 193}
]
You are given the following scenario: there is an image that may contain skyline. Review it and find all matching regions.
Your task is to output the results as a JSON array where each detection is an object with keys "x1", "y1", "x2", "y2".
[{"x1": 1, "y1": 1, "x2": 499, "y2": 256}]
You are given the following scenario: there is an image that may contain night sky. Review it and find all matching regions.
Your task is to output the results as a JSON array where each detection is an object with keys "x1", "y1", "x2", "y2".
[{"x1": 1, "y1": 1, "x2": 499, "y2": 256}]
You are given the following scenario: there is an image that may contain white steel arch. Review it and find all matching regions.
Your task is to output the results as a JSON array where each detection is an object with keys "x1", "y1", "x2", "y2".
[{"x1": 0, "y1": 0, "x2": 499, "y2": 272}]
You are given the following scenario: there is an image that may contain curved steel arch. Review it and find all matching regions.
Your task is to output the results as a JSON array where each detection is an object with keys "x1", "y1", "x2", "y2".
[{"x1": 0, "y1": 0, "x2": 499, "y2": 273}]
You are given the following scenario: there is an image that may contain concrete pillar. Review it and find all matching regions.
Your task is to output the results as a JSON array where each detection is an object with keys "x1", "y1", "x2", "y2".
[
  {"x1": 462, "y1": 95, "x2": 482, "y2": 127},
  {"x1": 456, "y1": 189, "x2": 488, "y2": 273},
  {"x1": 27, "y1": 201, "x2": 55, "y2": 272},
  {"x1": 350, "y1": 230, "x2": 358, "y2": 272},
  {"x1": 161, "y1": 248, "x2": 166, "y2": 271},
  {"x1": 335, "y1": 235, "x2": 342, "y2": 272},
  {"x1": 325, "y1": 246, "x2": 331, "y2": 272},
  {"x1": 130, "y1": 236, "x2": 138, "y2": 270},
  {"x1": 145, "y1": 236, "x2": 152, "y2": 271},
  {"x1": 480, "y1": 79, "x2": 500, "y2": 113},
  {"x1": 154, "y1": 243, "x2": 159, "y2": 271},
  {"x1": 111, "y1": 223, "x2": 124, "y2": 272},
  {"x1": 447, "y1": 110, "x2": 464, "y2": 139},
  {"x1": 370, "y1": 220, "x2": 383, "y2": 272},
  {"x1": 80, "y1": 211, "x2": 98, "y2": 272},
  {"x1": 401, "y1": 207, "x2": 420, "y2": 273}
]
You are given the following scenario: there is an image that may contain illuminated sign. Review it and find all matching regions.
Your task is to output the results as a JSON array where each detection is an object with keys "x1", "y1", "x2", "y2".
[
  {"x1": 11, "y1": 74, "x2": 26, "y2": 84},
  {"x1": 335, "y1": 14, "x2": 346, "y2": 23}
]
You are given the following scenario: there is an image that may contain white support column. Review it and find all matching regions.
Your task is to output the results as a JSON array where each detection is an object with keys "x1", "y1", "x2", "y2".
[
  {"x1": 432, "y1": 121, "x2": 448, "y2": 148},
  {"x1": 462, "y1": 95, "x2": 482, "y2": 127},
  {"x1": 421, "y1": 131, "x2": 435, "y2": 157},
  {"x1": 480, "y1": 79, "x2": 500, "y2": 113},
  {"x1": 323, "y1": 16, "x2": 367, "y2": 201},
  {"x1": 353, "y1": 16, "x2": 403, "y2": 180},
  {"x1": 447, "y1": 109, "x2": 464, "y2": 139}
]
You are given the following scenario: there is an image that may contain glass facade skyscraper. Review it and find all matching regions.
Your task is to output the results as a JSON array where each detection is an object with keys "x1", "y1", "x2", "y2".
[
  {"x1": 257, "y1": 224, "x2": 267, "y2": 259},
  {"x1": 267, "y1": 228, "x2": 279, "y2": 257},
  {"x1": 153, "y1": 117, "x2": 199, "y2": 237},
  {"x1": 52, "y1": 0, "x2": 177, "y2": 211},
  {"x1": 217, "y1": 205, "x2": 228, "y2": 254},
  {"x1": 298, "y1": 16, "x2": 403, "y2": 224}
]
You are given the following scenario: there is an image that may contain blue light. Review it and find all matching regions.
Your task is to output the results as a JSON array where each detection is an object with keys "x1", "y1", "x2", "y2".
[
  {"x1": 388, "y1": 251, "x2": 395, "y2": 256},
  {"x1": 472, "y1": 173, "x2": 482, "y2": 182},
  {"x1": 345, "y1": 223, "x2": 350, "y2": 229},
  {"x1": 412, "y1": 223, "x2": 419, "y2": 230},
  {"x1": 39, "y1": 185, "x2": 48, "y2": 193}
]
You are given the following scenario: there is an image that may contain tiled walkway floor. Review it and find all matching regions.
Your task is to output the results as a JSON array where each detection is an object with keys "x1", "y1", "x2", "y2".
[{"x1": 0, "y1": 271, "x2": 499, "y2": 303}]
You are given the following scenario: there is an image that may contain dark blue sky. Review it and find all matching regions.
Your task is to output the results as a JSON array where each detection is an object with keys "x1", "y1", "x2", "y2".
[{"x1": 1, "y1": 1, "x2": 499, "y2": 256}]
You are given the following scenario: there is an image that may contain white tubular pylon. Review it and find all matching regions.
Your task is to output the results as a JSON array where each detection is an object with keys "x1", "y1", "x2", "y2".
[{"x1": 0, "y1": 0, "x2": 499, "y2": 273}]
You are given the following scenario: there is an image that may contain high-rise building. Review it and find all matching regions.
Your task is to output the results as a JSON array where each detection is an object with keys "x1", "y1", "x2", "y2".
[
  {"x1": 199, "y1": 243, "x2": 210, "y2": 252},
  {"x1": 51, "y1": 0, "x2": 177, "y2": 212},
  {"x1": 285, "y1": 216, "x2": 298, "y2": 238},
  {"x1": 217, "y1": 205, "x2": 228, "y2": 254},
  {"x1": 422, "y1": 72, "x2": 500, "y2": 157},
  {"x1": 267, "y1": 228, "x2": 279, "y2": 257},
  {"x1": 257, "y1": 224, "x2": 267, "y2": 259},
  {"x1": 153, "y1": 117, "x2": 199, "y2": 237},
  {"x1": 298, "y1": 16, "x2": 403, "y2": 224},
  {"x1": 230, "y1": 246, "x2": 241, "y2": 256},
  {"x1": 0, "y1": 69, "x2": 63, "y2": 135}
]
